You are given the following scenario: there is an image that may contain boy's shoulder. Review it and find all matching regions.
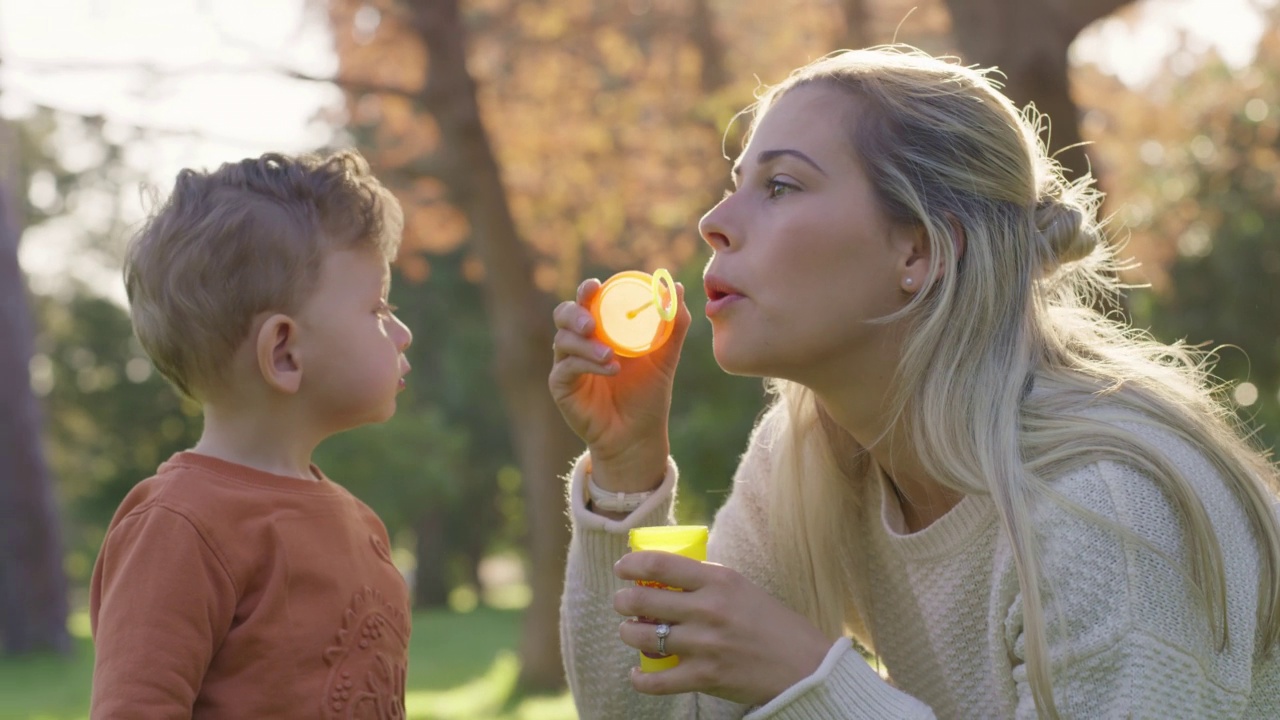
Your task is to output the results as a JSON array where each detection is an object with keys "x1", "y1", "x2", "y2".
[{"x1": 112, "y1": 451, "x2": 356, "y2": 528}]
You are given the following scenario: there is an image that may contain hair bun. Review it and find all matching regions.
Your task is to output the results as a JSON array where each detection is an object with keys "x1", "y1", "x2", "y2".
[{"x1": 1034, "y1": 198, "x2": 1097, "y2": 272}]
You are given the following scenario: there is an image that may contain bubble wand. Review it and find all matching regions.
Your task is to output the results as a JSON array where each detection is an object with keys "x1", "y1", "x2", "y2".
[{"x1": 589, "y1": 268, "x2": 678, "y2": 358}]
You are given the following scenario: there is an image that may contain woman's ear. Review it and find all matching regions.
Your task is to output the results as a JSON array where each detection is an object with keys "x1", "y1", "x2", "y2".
[
  {"x1": 256, "y1": 314, "x2": 302, "y2": 394},
  {"x1": 900, "y1": 216, "x2": 966, "y2": 293},
  {"x1": 898, "y1": 223, "x2": 931, "y2": 293}
]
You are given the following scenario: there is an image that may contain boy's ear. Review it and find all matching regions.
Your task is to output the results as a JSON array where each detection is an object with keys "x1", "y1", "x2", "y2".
[{"x1": 256, "y1": 314, "x2": 302, "y2": 394}]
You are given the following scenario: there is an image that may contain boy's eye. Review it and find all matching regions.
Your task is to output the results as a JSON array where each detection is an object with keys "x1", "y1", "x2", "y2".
[{"x1": 376, "y1": 302, "x2": 399, "y2": 318}]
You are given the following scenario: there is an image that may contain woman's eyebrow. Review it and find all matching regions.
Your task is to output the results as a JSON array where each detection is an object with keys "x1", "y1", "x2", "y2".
[{"x1": 731, "y1": 148, "x2": 828, "y2": 182}]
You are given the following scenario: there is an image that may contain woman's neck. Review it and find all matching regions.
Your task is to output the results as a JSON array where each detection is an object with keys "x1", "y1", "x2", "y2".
[{"x1": 814, "y1": 382, "x2": 962, "y2": 533}]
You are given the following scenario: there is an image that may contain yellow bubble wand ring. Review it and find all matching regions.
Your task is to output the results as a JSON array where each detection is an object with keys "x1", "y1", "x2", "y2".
[{"x1": 625, "y1": 268, "x2": 678, "y2": 322}]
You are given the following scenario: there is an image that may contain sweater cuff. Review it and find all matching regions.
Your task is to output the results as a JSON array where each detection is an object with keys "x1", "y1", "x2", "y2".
[
  {"x1": 565, "y1": 451, "x2": 678, "y2": 594},
  {"x1": 745, "y1": 638, "x2": 935, "y2": 720}
]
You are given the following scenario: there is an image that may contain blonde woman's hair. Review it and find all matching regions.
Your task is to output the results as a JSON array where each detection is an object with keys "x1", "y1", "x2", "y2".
[
  {"x1": 745, "y1": 46, "x2": 1280, "y2": 718},
  {"x1": 124, "y1": 150, "x2": 403, "y2": 401}
]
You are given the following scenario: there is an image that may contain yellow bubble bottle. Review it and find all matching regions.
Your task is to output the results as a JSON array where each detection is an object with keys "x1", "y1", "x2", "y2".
[
  {"x1": 590, "y1": 269, "x2": 677, "y2": 358},
  {"x1": 628, "y1": 525, "x2": 709, "y2": 672}
]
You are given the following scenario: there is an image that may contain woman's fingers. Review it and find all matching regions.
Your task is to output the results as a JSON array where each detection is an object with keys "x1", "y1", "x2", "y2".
[
  {"x1": 670, "y1": 282, "x2": 692, "y2": 337},
  {"x1": 549, "y1": 356, "x2": 620, "y2": 386},
  {"x1": 616, "y1": 620, "x2": 696, "y2": 695},
  {"x1": 552, "y1": 326, "x2": 613, "y2": 364},
  {"x1": 576, "y1": 277, "x2": 603, "y2": 305},
  {"x1": 612, "y1": 553, "x2": 728, "y2": 636},
  {"x1": 613, "y1": 581, "x2": 700, "y2": 621},
  {"x1": 614, "y1": 551, "x2": 718, "y2": 592},
  {"x1": 618, "y1": 616, "x2": 718, "y2": 699},
  {"x1": 548, "y1": 310, "x2": 619, "y2": 407},
  {"x1": 611, "y1": 552, "x2": 835, "y2": 707},
  {"x1": 550, "y1": 288, "x2": 614, "y2": 370},
  {"x1": 630, "y1": 664, "x2": 699, "y2": 697},
  {"x1": 551, "y1": 277, "x2": 602, "y2": 342},
  {"x1": 551, "y1": 299, "x2": 595, "y2": 337},
  {"x1": 618, "y1": 617, "x2": 688, "y2": 657}
]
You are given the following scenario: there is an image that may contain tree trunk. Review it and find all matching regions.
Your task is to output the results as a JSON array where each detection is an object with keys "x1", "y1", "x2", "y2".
[
  {"x1": 0, "y1": 116, "x2": 71, "y2": 657},
  {"x1": 840, "y1": 0, "x2": 873, "y2": 50},
  {"x1": 409, "y1": 0, "x2": 581, "y2": 692},
  {"x1": 942, "y1": 0, "x2": 1136, "y2": 183},
  {"x1": 690, "y1": 0, "x2": 728, "y2": 92},
  {"x1": 413, "y1": 507, "x2": 450, "y2": 608},
  {"x1": 944, "y1": 0, "x2": 1136, "y2": 321}
]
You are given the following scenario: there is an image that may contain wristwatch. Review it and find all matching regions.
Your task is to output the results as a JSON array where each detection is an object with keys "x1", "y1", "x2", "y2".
[{"x1": 587, "y1": 473, "x2": 656, "y2": 513}]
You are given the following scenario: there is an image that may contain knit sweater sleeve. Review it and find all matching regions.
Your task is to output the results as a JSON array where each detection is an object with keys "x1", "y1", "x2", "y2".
[
  {"x1": 560, "y1": 443, "x2": 750, "y2": 720},
  {"x1": 560, "y1": 407, "x2": 937, "y2": 719},
  {"x1": 89, "y1": 501, "x2": 237, "y2": 718},
  {"x1": 562, "y1": 405, "x2": 797, "y2": 718},
  {"x1": 1005, "y1": 453, "x2": 1263, "y2": 719}
]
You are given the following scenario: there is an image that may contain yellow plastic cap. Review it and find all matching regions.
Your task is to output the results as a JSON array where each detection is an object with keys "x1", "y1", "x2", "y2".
[{"x1": 628, "y1": 525, "x2": 709, "y2": 560}]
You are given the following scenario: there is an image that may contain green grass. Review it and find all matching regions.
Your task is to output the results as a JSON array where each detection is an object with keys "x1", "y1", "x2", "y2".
[{"x1": 0, "y1": 607, "x2": 577, "y2": 720}]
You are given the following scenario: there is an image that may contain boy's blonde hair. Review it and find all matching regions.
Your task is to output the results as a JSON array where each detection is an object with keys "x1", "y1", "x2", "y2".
[
  {"x1": 124, "y1": 150, "x2": 403, "y2": 401},
  {"x1": 745, "y1": 47, "x2": 1280, "y2": 718}
]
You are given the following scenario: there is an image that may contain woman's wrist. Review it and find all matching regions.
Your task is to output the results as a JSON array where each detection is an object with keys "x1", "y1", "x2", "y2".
[{"x1": 588, "y1": 446, "x2": 668, "y2": 494}]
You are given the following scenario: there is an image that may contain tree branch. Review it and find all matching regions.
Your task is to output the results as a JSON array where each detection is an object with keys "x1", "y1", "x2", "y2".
[{"x1": 4, "y1": 58, "x2": 422, "y2": 100}]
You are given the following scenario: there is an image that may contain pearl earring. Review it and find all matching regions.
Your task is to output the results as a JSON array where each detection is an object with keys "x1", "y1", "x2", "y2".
[{"x1": 904, "y1": 277, "x2": 914, "y2": 288}]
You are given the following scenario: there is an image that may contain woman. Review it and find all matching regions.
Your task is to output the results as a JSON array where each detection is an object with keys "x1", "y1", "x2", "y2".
[{"x1": 548, "y1": 46, "x2": 1280, "y2": 718}]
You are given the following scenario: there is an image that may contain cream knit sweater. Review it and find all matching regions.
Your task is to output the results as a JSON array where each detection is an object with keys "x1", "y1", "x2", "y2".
[{"x1": 560, "y1": 408, "x2": 1280, "y2": 719}]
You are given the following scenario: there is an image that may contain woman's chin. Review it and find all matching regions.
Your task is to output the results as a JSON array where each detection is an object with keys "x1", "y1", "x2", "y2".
[{"x1": 712, "y1": 341, "x2": 768, "y2": 379}]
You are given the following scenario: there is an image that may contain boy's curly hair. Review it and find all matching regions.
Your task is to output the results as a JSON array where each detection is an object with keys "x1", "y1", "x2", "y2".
[{"x1": 124, "y1": 150, "x2": 403, "y2": 400}]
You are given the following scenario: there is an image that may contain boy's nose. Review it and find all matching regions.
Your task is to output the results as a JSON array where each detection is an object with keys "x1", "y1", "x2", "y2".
[{"x1": 395, "y1": 317, "x2": 413, "y2": 351}]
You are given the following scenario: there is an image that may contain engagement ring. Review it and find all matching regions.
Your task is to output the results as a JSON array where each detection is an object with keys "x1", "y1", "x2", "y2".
[{"x1": 654, "y1": 622, "x2": 671, "y2": 656}]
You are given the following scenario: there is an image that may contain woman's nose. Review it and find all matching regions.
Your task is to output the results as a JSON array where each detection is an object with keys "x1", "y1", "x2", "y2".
[{"x1": 699, "y1": 195, "x2": 735, "y2": 251}]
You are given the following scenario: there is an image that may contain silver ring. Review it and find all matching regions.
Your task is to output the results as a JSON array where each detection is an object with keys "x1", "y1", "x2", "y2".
[{"x1": 654, "y1": 623, "x2": 671, "y2": 656}]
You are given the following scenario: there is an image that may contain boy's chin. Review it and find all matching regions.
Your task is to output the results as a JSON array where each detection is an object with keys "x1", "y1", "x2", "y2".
[
  {"x1": 369, "y1": 402, "x2": 398, "y2": 425},
  {"x1": 331, "y1": 403, "x2": 398, "y2": 433}
]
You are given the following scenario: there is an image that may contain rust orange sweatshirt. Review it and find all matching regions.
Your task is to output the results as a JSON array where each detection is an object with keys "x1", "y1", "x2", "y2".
[{"x1": 90, "y1": 451, "x2": 410, "y2": 719}]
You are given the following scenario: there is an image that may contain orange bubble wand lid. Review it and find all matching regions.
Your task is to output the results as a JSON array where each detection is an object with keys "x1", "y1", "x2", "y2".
[{"x1": 589, "y1": 268, "x2": 677, "y2": 358}]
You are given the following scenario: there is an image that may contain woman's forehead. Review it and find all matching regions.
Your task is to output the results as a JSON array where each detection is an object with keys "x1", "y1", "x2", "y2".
[{"x1": 738, "y1": 86, "x2": 861, "y2": 166}]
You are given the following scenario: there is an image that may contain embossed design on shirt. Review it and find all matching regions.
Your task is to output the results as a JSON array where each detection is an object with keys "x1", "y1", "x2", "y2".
[
  {"x1": 370, "y1": 534, "x2": 395, "y2": 565},
  {"x1": 321, "y1": 586, "x2": 410, "y2": 719}
]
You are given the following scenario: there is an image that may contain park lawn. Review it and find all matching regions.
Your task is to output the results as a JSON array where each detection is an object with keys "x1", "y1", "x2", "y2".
[{"x1": 0, "y1": 607, "x2": 577, "y2": 720}]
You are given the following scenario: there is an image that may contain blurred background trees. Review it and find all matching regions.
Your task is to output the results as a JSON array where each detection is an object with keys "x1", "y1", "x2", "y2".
[
  {"x1": 2, "y1": 0, "x2": 1279, "y2": 699},
  {"x1": 0, "y1": 97, "x2": 70, "y2": 657}
]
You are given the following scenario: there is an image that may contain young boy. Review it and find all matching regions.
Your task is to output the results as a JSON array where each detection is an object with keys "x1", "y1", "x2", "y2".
[{"x1": 90, "y1": 150, "x2": 414, "y2": 718}]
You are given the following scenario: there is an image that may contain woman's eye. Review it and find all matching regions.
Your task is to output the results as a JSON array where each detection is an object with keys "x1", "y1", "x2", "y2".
[{"x1": 766, "y1": 179, "x2": 796, "y2": 199}]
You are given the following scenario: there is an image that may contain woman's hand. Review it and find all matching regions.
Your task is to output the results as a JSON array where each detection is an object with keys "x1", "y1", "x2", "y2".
[
  {"x1": 613, "y1": 551, "x2": 833, "y2": 707},
  {"x1": 548, "y1": 279, "x2": 692, "y2": 492}
]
